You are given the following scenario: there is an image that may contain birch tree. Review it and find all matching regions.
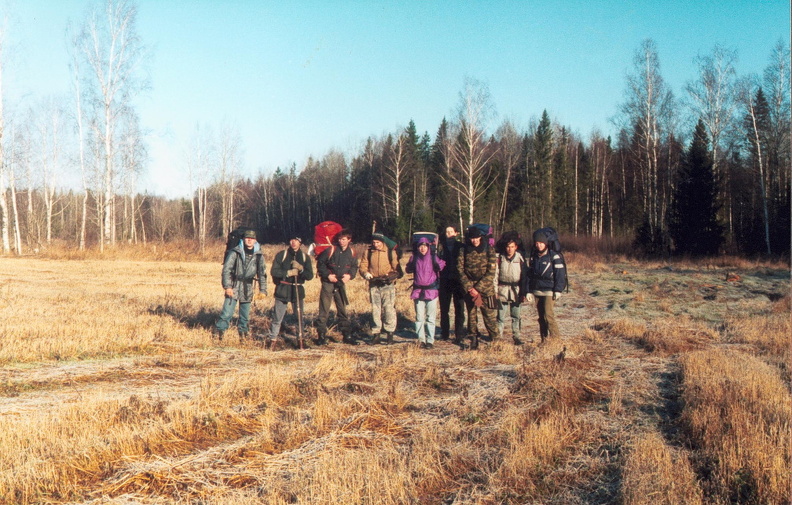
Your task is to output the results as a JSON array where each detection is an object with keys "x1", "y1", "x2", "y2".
[
  {"x1": 217, "y1": 122, "x2": 243, "y2": 237},
  {"x1": 495, "y1": 119, "x2": 521, "y2": 229},
  {"x1": 186, "y1": 123, "x2": 215, "y2": 254},
  {"x1": 443, "y1": 77, "x2": 498, "y2": 224},
  {"x1": 76, "y1": 0, "x2": 147, "y2": 249},
  {"x1": 617, "y1": 39, "x2": 675, "y2": 243},
  {"x1": 0, "y1": 15, "x2": 9, "y2": 253}
]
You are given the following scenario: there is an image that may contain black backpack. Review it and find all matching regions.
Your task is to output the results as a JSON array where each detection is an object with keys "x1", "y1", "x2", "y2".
[{"x1": 222, "y1": 227, "x2": 254, "y2": 263}]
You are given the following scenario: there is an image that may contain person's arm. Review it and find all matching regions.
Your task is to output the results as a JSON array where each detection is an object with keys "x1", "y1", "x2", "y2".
[
  {"x1": 221, "y1": 251, "x2": 237, "y2": 297},
  {"x1": 257, "y1": 252, "x2": 268, "y2": 294},
  {"x1": 300, "y1": 252, "x2": 314, "y2": 281},
  {"x1": 552, "y1": 252, "x2": 566, "y2": 295}
]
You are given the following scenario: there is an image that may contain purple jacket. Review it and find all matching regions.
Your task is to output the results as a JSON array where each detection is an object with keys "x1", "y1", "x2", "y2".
[{"x1": 406, "y1": 240, "x2": 446, "y2": 301}]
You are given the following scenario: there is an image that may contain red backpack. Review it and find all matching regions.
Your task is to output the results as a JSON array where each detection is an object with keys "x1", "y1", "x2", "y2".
[{"x1": 312, "y1": 221, "x2": 342, "y2": 257}]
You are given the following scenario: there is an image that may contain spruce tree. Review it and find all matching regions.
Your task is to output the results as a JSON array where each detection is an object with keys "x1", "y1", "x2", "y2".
[{"x1": 670, "y1": 119, "x2": 724, "y2": 256}]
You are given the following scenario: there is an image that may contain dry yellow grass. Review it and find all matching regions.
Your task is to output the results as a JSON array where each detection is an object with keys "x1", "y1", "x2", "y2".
[
  {"x1": 680, "y1": 349, "x2": 791, "y2": 504},
  {"x1": 622, "y1": 431, "x2": 703, "y2": 505},
  {"x1": 0, "y1": 251, "x2": 788, "y2": 504}
]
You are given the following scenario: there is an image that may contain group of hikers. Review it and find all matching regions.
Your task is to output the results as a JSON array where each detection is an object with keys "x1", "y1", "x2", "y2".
[{"x1": 214, "y1": 223, "x2": 567, "y2": 351}]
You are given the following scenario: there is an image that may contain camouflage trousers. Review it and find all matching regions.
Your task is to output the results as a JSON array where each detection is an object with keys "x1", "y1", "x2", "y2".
[{"x1": 465, "y1": 297, "x2": 498, "y2": 340}]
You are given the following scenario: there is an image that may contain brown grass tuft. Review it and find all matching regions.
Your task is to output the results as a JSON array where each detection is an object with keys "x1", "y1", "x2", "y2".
[
  {"x1": 622, "y1": 431, "x2": 703, "y2": 505},
  {"x1": 680, "y1": 349, "x2": 791, "y2": 504}
]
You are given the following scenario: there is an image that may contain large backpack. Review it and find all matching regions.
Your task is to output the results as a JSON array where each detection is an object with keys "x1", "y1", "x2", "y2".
[
  {"x1": 532, "y1": 227, "x2": 569, "y2": 292},
  {"x1": 411, "y1": 231, "x2": 438, "y2": 255},
  {"x1": 468, "y1": 223, "x2": 495, "y2": 249},
  {"x1": 312, "y1": 221, "x2": 343, "y2": 257},
  {"x1": 370, "y1": 232, "x2": 404, "y2": 279},
  {"x1": 533, "y1": 227, "x2": 562, "y2": 253},
  {"x1": 496, "y1": 231, "x2": 524, "y2": 256},
  {"x1": 411, "y1": 231, "x2": 441, "y2": 274},
  {"x1": 222, "y1": 226, "x2": 255, "y2": 263}
]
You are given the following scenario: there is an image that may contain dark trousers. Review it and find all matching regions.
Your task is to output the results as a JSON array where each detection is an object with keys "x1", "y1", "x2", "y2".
[
  {"x1": 316, "y1": 281, "x2": 351, "y2": 336},
  {"x1": 535, "y1": 295, "x2": 559, "y2": 340},
  {"x1": 439, "y1": 279, "x2": 465, "y2": 339}
]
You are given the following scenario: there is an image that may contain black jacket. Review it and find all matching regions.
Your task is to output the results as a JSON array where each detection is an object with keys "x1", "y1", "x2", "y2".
[{"x1": 271, "y1": 247, "x2": 314, "y2": 302}]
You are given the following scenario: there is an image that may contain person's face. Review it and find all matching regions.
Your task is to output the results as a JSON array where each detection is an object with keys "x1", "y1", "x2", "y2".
[
  {"x1": 535, "y1": 241, "x2": 547, "y2": 252},
  {"x1": 470, "y1": 236, "x2": 482, "y2": 247},
  {"x1": 338, "y1": 236, "x2": 351, "y2": 248},
  {"x1": 445, "y1": 227, "x2": 457, "y2": 238},
  {"x1": 289, "y1": 239, "x2": 301, "y2": 250},
  {"x1": 372, "y1": 239, "x2": 385, "y2": 251},
  {"x1": 418, "y1": 243, "x2": 429, "y2": 255},
  {"x1": 506, "y1": 241, "x2": 517, "y2": 256},
  {"x1": 243, "y1": 237, "x2": 256, "y2": 247}
]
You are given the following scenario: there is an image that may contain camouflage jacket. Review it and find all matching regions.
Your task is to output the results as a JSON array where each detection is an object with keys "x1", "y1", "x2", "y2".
[{"x1": 457, "y1": 242, "x2": 497, "y2": 297}]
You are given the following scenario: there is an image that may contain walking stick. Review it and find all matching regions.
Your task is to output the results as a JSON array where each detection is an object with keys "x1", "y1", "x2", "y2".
[{"x1": 294, "y1": 273, "x2": 304, "y2": 349}]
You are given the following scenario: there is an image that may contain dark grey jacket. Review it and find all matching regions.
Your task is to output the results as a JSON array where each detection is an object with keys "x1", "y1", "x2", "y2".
[{"x1": 222, "y1": 242, "x2": 268, "y2": 302}]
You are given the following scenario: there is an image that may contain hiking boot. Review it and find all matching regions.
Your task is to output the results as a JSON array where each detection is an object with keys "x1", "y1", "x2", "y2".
[
  {"x1": 513, "y1": 337, "x2": 524, "y2": 346},
  {"x1": 386, "y1": 332, "x2": 394, "y2": 345},
  {"x1": 213, "y1": 328, "x2": 224, "y2": 341},
  {"x1": 239, "y1": 332, "x2": 249, "y2": 341},
  {"x1": 479, "y1": 333, "x2": 492, "y2": 343},
  {"x1": 326, "y1": 335, "x2": 339, "y2": 343},
  {"x1": 315, "y1": 334, "x2": 328, "y2": 346},
  {"x1": 369, "y1": 333, "x2": 382, "y2": 345},
  {"x1": 426, "y1": 343, "x2": 434, "y2": 350},
  {"x1": 452, "y1": 336, "x2": 468, "y2": 350},
  {"x1": 419, "y1": 342, "x2": 428, "y2": 349},
  {"x1": 342, "y1": 334, "x2": 359, "y2": 346},
  {"x1": 268, "y1": 338, "x2": 284, "y2": 351},
  {"x1": 437, "y1": 334, "x2": 449, "y2": 341}
]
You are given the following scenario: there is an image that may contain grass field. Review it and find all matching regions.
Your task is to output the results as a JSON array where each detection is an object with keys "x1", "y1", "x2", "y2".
[{"x1": 0, "y1": 246, "x2": 789, "y2": 504}]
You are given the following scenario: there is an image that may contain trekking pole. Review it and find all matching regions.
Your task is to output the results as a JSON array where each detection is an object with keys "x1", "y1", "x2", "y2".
[{"x1": 294, "y1": 274, "x2": 304, "y2": 349}]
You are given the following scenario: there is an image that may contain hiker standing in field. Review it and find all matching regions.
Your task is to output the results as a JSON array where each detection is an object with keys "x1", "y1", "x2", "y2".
[
  {"x1": 359, "y1": 232, "x2": 400, "y2": 345},
  {"x1": 406, "y1": 235, "x2": 445, "y2": 349},
  {"x1": 315, "y1": 228, "x2": 358, "y2": 346},
  {"x1": 496, "y1": 232, "x2": 526, "y2": 345},
  {"x1": 215, "y1": 229, "x2": 267, "y2": 341},
  {"x1": 437, "y1": 225, "x2": 466, "y2": 342},
  {"x1": 526, "y1": 229, "x2": 567, "y2": 343},
  {"x1": 268, "y1": 235, "x2": 314, "y2": 350},
  {"x1": 457, "y1": 225, "x2": 498, "y2": 350}
]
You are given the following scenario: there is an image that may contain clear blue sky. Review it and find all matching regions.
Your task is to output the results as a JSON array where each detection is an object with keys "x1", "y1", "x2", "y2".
[{"x1": 4, "y1": 0, "x2": 789, "y2": 197}]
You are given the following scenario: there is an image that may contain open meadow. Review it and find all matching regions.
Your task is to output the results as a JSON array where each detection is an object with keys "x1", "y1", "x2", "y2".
[{"x1": 0, "y1": 245, "x2": 789, "y2": 504}]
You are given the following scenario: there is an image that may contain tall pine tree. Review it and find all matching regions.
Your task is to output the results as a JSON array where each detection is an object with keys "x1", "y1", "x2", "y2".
[{"x1": 670, "y1": 119, "x2": 724, "y2": 256}]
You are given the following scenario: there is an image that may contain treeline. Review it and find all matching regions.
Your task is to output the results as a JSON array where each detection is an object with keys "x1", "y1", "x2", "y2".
[{"x1": 1, "y1": 30, "x2": 789, "y2": 258}]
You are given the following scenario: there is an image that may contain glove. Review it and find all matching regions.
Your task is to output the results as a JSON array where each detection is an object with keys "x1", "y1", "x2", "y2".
[
  {"x1": 291, "y1": 260, "x2": 304, "y2": 272},
  {"x1": 364, "y1": 272, "x2": 373, "y2": 280},
  {"x1": 525, "y1": 293, "x2": 535, "y2": 304},
  {"x1": 553, "y1": 292, "x2": 561, "y2": 300},
  {"x1": 287, "y1": 268, "x2": 299, "y2": 277},
  {"x1": 386, "y1": 270, "x2": 400, "y2": 282}
]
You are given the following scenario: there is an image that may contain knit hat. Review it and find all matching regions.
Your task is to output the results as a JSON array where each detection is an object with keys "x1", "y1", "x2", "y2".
[
  {"x1": 243, "y1": 230, "x2": 257, "y2": 239},
  {"x1": 289, "y1": 235, "x2": 302, "y2": 244},
  {"x1": 371, "y1": 232, "x2": 386, "y2": 243},
  {"x1": 416, "y1": 237, "x2": 431, "y2": 246},
  {"x1": 532, "y1": 230, "x2": 548, "y2": 244}
]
